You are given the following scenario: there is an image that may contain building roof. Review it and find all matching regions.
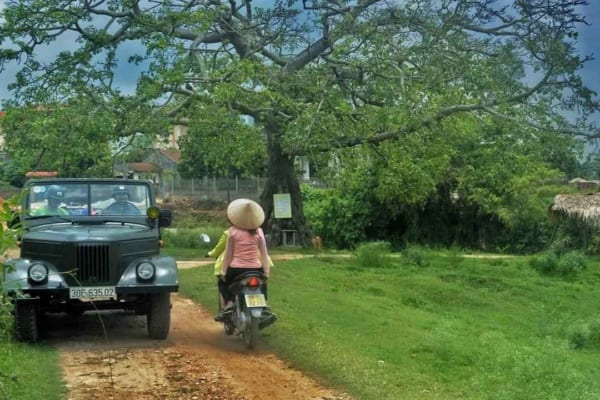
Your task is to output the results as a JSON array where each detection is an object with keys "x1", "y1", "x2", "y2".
[
  {"x1": 25, "y1": 171, "x2": 58, "y2": 178},
  {"x1": 550, "y1": 193, "x2": 600, "y2": 225},
  {"x1": 128, "y1": 162, "x2": 158, "y2": 173},
  {"x1": 159, "y1": 149, "x2": 181, "y2": 162}
]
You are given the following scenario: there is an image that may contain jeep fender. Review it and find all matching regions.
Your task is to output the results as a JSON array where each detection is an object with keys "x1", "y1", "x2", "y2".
[
  {"x1": 118, "y1": 255, "x2": 179, "y2": 292},
  {"x1": 2, "y1": 258, "x2": 69, "y2": 295}
]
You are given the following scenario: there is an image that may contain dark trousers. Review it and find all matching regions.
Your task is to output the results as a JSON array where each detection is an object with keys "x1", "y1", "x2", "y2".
[{"x1": 218, "y1": 267, "x2": 266, "y2": 304}]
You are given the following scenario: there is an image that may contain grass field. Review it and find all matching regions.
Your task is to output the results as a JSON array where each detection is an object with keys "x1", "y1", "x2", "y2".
[
  {"x1": 0, "y1": 341, "x2": 64, "y2": 400},
  {"x1": 3, "y1": 246, "x2": 600, "y2": 399},
  {"x1": 179, "y1": 250, "x2": 600, "y2": 400}
]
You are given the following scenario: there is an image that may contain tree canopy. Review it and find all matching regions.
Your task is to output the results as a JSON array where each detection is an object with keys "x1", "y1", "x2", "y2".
[{"x1": 0, "y1": 0, "x2": 598, "y2": 246}]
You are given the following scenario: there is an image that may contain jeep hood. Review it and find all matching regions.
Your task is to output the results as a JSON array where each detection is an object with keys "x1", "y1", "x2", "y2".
[{"x1": 23, "y1": 223, "x2": 156, "y2": 242}]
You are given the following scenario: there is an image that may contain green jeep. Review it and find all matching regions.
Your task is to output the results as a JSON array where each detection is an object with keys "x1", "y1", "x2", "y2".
[{"x1": 3, "y1": 178, "x2": 178, "y2": 342}]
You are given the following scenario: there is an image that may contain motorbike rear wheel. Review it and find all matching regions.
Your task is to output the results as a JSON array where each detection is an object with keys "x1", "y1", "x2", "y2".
[{"x1": 242, "y1": 316, "x2": 260, "y2": 349}]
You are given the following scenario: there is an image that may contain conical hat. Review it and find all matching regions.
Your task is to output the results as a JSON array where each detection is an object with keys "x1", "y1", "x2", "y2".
[{"x1": 227, "y1": 198, "x2": 265, "y2": 230}]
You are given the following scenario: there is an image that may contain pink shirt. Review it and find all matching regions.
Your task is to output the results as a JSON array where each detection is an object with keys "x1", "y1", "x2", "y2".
[{"x1": 222, "y1": 226, "x2": 270, "y2": 274}]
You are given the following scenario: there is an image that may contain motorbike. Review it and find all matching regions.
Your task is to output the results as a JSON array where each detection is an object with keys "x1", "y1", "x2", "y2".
[{"x1": 219, "y1": 271, "x2": 276, "y2": 349}]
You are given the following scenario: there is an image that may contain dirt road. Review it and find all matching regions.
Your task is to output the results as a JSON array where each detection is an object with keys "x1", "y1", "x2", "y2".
[{"x1": 41, "y1": 267, "x2": 350, "y2": 400}]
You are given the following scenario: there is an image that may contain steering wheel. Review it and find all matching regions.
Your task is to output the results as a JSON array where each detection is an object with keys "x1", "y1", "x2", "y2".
[{"x1": 104, "y1": 201, "x2": 141, "y2": 215}]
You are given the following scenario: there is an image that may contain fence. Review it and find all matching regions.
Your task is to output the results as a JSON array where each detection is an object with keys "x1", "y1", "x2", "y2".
[{"x1": 158, "y1": 176, "x2": 267, "y2": 203}]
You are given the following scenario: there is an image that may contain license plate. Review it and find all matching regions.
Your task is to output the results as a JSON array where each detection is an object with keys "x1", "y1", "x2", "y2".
[
  {"x1": 245, "y1": 294, "x2": 267, "y2": 307},
  {"x1": 70, "y1": 286, "x2": 116, "y2": 300}
]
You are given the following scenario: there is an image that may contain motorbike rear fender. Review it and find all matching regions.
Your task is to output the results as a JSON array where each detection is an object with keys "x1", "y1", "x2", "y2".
[{"x1": 250, "y1": 308, "x2": 262, "y2": 318}]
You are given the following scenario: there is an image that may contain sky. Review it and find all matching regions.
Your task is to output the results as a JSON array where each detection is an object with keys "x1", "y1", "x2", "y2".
[
  {"x1": 575, "y1": 2, "x2": 600, "y2": 104},
  {"x1": 0, "y1": 1, "x2": 600, "y2": 109}
]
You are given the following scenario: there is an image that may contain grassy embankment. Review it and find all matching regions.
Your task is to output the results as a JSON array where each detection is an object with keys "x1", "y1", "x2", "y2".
[
  {"x1": 4, "y1": 228, "x2": 600, "y2": 399},
  {"x1": 179, "y1": 248, "x2": 600, "y2": 400}
]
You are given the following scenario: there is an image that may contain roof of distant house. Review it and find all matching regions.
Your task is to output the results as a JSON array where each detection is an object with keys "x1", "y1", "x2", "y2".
[
  {"x1": 159, "y1": 149, "x2": 181, "y2": 162},
  {"x1": 25, "y1": 171, "x2": 58, "y2": 178},
  {"x1": 550, "y1": 193, "x2": 600, "y2": 225},
  {"x1": 128, "y1": 162, "x2": 158, "y2": 173}
]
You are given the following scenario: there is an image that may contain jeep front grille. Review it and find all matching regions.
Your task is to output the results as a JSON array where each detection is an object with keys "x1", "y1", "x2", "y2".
[{"x1": 76, "y1": 243, "x2": 110, "y2": 284}]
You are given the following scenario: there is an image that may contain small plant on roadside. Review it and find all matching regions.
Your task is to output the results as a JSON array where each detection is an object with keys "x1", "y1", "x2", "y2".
[
  {"x1": 567, "y1": 322, "x2": 589, "y2": 349},
  {"x1": 0, "y1": 194, "x2": 21, "y2": 341},
  {"x1": 354, "y1": 241, "x2": 392, "y2": 268},
  {"x1": 0, "y1": 295, "x2": 12, "y2": 342},
  {"x1": 529, "y1": 252, "x2": 559, "y2": 275},
  {"x1": 567, "y1": 319, "x2": 600, "y2": 350},
  {"x1": 529, "y1": 251, "x2": 586, "y2": 277},
  {"x1": 556, "y1": 251, "x2": 587, "y2": 275},
  {"x1": 162, "y1": 226, "x2": 225, "y2": 252},
  {"x1": 403, "y1": 244, "x2": 429, "y2": 268}
]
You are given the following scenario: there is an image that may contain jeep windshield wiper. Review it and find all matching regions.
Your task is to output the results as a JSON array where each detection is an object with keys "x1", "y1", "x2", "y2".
[
  {"x1": 102, "y1": 219, "x2": 153, "y2": 227},
  {"x1": 24, "y1": 215, "x2": 73, "y2": 223}
]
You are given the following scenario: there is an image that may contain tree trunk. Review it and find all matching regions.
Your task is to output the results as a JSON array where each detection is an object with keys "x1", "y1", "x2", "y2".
[{"x1": 259, "y1": 130, "x2": 312, "y2": 248}]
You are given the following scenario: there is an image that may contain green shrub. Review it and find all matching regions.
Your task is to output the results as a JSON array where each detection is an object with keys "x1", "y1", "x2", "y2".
[
  {"x1": 162, "y1": 226, "x2": 225, "y2": 252},
  {"x1": 354, "y1": 241, "x2": 392, "y2": 268},
  {"x1": 567, "y1": 319, "x2": 600, "y2": 350},
  {"x1": 403, "y1": 244, "x2": 429, "y2": 268},
  {"x1": 567, "y1": 322, "x2": 589, "y2": 349},
  {"x1": 529, "y1": 252, "x2": 559, "y2": 275},
  {"x1": 529, "y1": 251, "x2": 586, "y2": 277},
  {"x1": 302, "y1": 185, "x2": 372, "y2": 249},
  {"x1": 0, "y1": 295, "x2": 13, "y2": 342},
  {"x1": 586, "y1": 319, "x2": 600, "y2": 348},
  {"x1": 556, "y1": 251, "x2": 587, "y2": 275}
]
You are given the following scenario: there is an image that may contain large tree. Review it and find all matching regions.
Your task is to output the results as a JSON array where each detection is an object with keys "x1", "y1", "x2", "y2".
[{"x1": 0, "y1": 0, "x2": 597, "y2": 246}]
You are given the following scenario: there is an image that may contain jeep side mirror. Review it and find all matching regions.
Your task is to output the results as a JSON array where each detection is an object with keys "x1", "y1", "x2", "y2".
[{"x1": 158, "y1": 209, "x2": 172, "y2": 227}]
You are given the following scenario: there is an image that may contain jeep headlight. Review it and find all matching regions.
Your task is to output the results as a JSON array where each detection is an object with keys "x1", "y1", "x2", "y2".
[
  {"x1": 136, "y1": 262, "x2": 156, "y2": 281},
  {"x1": 28, "y1": 263, "x2": 48, "y2": 283}
]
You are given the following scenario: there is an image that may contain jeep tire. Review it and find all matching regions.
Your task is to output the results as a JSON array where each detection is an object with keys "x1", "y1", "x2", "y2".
[
  {"x1": 147, "y1": 292, "x2": 171, "y2": 339},
  {"x1": 14, "y1": 298, "x2": 39, "y2": 342}
]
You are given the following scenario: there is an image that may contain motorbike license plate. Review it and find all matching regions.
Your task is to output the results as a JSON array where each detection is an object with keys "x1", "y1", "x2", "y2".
[
  {"x1": 245, "y1": 294, "x2": 267, "y2": 307},
  {"x1": 70, "y1": 286, "x2": 116, "y2": 301}
]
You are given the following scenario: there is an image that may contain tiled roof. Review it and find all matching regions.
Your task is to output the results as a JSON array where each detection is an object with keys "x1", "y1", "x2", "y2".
[
  {"x1": 25, "y1": 171, "x2": 58, "y2": 177},
  {"x1": 160, "y1": 149, "x2": 181, "y2": 162},
  {"x1": 128, "y1": 162, "x2": 158, "y2": 173}
]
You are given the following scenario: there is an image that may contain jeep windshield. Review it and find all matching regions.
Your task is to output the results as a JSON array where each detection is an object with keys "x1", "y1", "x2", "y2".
[{"x1": 25, "y1": 182, "x2": 151, "y2": 218}]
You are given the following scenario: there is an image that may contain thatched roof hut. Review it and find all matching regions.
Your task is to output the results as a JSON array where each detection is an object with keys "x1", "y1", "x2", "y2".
[{"x1": 550, "y1": 193, "x2": 600, "y2": 225}]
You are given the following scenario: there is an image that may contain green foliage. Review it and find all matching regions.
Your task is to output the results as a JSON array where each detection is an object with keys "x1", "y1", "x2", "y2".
[
  {"x1": 0, "y1": 0, "x2": 595, "y2": 251},
  {"x1": 1, "y1": 101, "x2": 114, "y2": 177},
  {"x1": 0, "y1": 194, "x2": 22, "y2": 342},
  {"x1": 529, "y1": 250, "x2": 587, "y2": 277},
  {"x1": 453, "y1": 120, "x2": 571, "y2": 228},
  {"x1": 301, "y1": 185, "x2": 373, "y2": 248},
  {"x1": 0, "y1": 296, "x2": 13, "y2": 342},
  {"x1": 402, "y1": 244, "x2": 430, "y2": 268},
  {"x1": 567, "y1": 319, "x2": 600, "y2": 350},
  {"x1": 353, "y1": 241, "x2": 392, "y2": 268},
  {"x1": 0, "y1": 342, "x2": 64, "y2": 400},
  {"x1": 178, "y1": 105, "x2": 268, "y2": 178},
  {"x1": 162, "y1": 227, "x2": 223, "y2": 254}
]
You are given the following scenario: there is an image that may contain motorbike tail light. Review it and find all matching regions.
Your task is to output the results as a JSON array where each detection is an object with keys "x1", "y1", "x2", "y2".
[{"x1": 248, "y1": 277, "x2": 260, "y2": 289}]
